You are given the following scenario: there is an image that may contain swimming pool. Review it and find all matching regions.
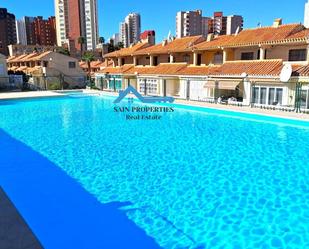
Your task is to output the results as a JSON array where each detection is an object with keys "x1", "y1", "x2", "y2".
[{"x1": 0, "y1": 95, "x2": 308, "y2": 249}]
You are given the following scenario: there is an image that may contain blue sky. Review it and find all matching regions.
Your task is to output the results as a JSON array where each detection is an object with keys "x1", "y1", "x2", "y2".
[{"x1": 2, "y1": 0, "x2": 307, "y2": 42}]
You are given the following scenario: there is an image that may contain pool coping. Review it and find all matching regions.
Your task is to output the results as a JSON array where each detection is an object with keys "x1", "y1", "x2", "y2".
[
  {"x1": 1, "y1": 89, "x2": 309, "y2": 122},
  {"x1": 0, "y1": 186, "x2": 43, "y2": 249}
]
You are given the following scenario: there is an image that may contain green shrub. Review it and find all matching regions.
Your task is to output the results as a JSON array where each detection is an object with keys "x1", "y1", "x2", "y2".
[{"x1": 48, "y1": 82, "x2": 61, "y2": 90}]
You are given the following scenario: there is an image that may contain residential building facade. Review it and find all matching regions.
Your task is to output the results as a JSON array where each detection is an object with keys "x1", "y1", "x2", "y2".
[
  {"x1": 16, "y1": 16, "x2": 57, "y2": 46},
  {"x1": 16, "y1": 17, "x2": 35, "y2": 45},
  {"x1": 226, "y1": 15, "x2": 243, "y2": 35},
  {"x1": 0, "y1": 8, "x2": 17, "y2": 55},
  {"x1": 176, "y1": 10, "x2": 243, "y2": 38},
  {"x1": 305, "y1": 0, "x2": 309, "y2": 28},
  {"x1": 33, "y1": 17, "x2": 57, "y2": 46},
  {"x1": 208, "y1": 12, "x2": 243, "y2": 35},
  {"x1": 54, "y1": 0, "x2": 99, "y2": 51},
  {"x1": 7, "y1": 51, "x2": 86, "y2": 88},
  {"x1": 140, "y1": 30, "x2": 155, "y2": 45},
  {"x1": 119, "y1": 13, "x2": 141, "y2": 47},
  {"x1": 176, "y1": 10, "x2": 208, "y2": 38},
  {"x1": 108, "y1": 33, "x2": 120, "y2": 46},
  {"x1": 16, "y1": 19, "x2": 27, "y2": 45},
  {"x1": 97, "y1": 20, "x2": 309, "y2": 112},
  {"x1": 0, "y1": 53, "x2": 8, "y2": 85}
]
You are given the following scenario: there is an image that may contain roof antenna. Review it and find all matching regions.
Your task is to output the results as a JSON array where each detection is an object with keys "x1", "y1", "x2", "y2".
[{"x1": 167, "y1": 30, "x2": 172, "y2": 42}]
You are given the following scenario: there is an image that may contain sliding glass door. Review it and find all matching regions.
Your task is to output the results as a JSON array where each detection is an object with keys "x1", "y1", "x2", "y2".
[
  {"x1": 260, "y1": 87, "x2": 267, "y2": 104},
  {"x1": 300, "y1": 90, "x2": 309, "y2": 109},
  {"x1": 276, "y1": 88, "x2": 283, "y2": 105},
  {"x1": 268, "y1": 88, "x2": 275, "y2": 105},
  {"x1": 253, "y1": 87, "x2": 259, "y2": 104},
  {"x1": 252, "y1": 86, "x2": 284, "y2": 105}
]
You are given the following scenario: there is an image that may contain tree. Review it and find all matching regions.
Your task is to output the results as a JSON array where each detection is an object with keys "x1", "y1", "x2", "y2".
[
  {"x1": 82, "y1": 51, "x2": 95, "y2": 85},
  {"x1": 107, "y1": 43, "x2": 115, "y2": 53},
  {"x1": 56, "y1": 47, "x2": 70, "y2": 56},
  {"x1": 117, "y1": 42, "x2": 124, "y2": 49},
  {"x1": 99, "y1": 37, "x2": 105, "y2": 44},
  {"x1": 78, "y1": 36, "x2": 86, "y2": 56}
]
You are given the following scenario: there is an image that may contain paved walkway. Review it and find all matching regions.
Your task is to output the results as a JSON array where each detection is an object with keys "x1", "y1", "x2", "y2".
[
  {"x1": 0, "y1": 91, "x2": 64, "y2": 100},
  {"x1": 175, "y1": 99, "x2": 309, "y2": 121},
  {"x1": 0, "y1": 187, "x2": 43, "y2": 249},
  {"x1": 1, "y1": 90, "x2": 309, "y2": 121}
]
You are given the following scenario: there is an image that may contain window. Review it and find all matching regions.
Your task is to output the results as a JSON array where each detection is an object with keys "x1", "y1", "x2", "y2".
[
  {"x1": 260, "y1": 87, "x2": 267, "y2": 104},
  {"x1": 241, "y1": 52, "x2": 254, "y2": 60},
  {"x1": 43, "y1": 61, "x2": 48, "y2": 67},
  {"x1": 153, "y1": 56, "x2": 158, "y2": 66},
  {"x1": 197, "y1": 54, "x2": 202, "y2": 65},
  {"x1": 268, "y1": 88, "x2": 275, "y2": 105},
  {"x1": 253, "y1": 86, "x2": 284, "y2": 105},
  {"x1": 276, "y1": 88, "x2": 283, "y2": 105},
  {"x1": 253, "y1": 87, "x2": 259, "y2": 104},
  {"x1": 183, "y1": 54, "x2": 190, "y2": 63},
  {"x1": 300, "y1": 90, "x2": 309, "y2": 109},
  {"x1": 68, "y1": 61, "x2": 76, "y2": 68},
  {"x1": 138, "y1": 79, "x2": 158, "y2": 95},
  {"x1": 288, "y1": 49, "x2": 306, "y2": 61},
  {"x1": 213, "y1": 53, "x2": 223, "y2": 64},
  {"x1": 121, "y1": 58, "x2": 125, "y2": 65}
]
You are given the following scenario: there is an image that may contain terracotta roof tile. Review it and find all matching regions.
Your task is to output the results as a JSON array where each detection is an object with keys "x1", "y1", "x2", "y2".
[
  {"x1": 20, "y1": 53, "x2": 40, "y2": 62},
  {"x1": 292, "y1": 64, "x2": 309, "y2": 76},
  {"x1": 178, "y1": 65, "x2": 221, "y2": 75},
  {"x1": 133, "y1": 63, "x2": 188, "y2": 75},
  {"x1": 79, "y1": 60, "x2": 104, "y2": 69},
  {"x1": 31, "y1": 51, "x2": 52, "y2": 61},
  {"x1": 211, "y1": 60, "x2": 284, "y2": 76},
  {"x1": 8, "y1": 54, "x2": 29, "y2": 63},
  {"x1": 98, "y1": 64, "x2": 134, "y2": 74},
  {"x1": 133, "y1": 36, "x2": 205, "y2": 55},
  {"x1": 195, "y1": 24, "x2": 307, "y2": 50},
  {"x1": 96, "y1": 60, "x2": 309, "y2": 78},
  {"x1": 104, "y1": 43, "x2": 152, "y2": 58}
]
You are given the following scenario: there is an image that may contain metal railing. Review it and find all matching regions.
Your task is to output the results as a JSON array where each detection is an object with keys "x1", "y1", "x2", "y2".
[{"x1": 0, "y1": 75, "x2": 87, "y2": 91}]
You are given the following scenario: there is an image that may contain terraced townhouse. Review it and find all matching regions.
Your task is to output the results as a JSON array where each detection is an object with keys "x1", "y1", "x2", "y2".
[{"x1": 96, "y1": 19, "x2": 309, "y2": 111}]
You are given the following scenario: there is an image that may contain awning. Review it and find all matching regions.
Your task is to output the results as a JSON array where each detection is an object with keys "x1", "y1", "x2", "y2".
[
  {"x1": 27, "y1": 66, "x2": 42, "y2": 74},
  {"x1": 204, "y1": 81, "x2": 240, "y2": 90},
  {"x1": 16, "y1": 66, "x2": 28, "y2": 72}
]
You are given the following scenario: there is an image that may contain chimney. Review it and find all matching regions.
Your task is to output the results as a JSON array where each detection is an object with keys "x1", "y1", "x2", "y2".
[
  {"x1": 273, "y1": 18, "x2": 282, "y2": 28},
  {"x1": 162, "y1": 39, "x2": 168, "y2": 46},
  {"x1": 207, "y1": 33, "x2": 214, "y2": 42},
  {"x1": 140, "y1": 30, "x2": 155, "y2": 45}
]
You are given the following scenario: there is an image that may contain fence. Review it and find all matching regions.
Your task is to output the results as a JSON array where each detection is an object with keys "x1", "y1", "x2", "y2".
[{"x1": 0, "y1": 74, "x2": 87, "y2": 91}]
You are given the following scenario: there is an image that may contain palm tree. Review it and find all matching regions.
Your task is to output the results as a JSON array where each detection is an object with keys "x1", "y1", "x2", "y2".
[
  {"x1": 82, "y1": 51, "x2": 95, "y2": 87},
  {"x1": 78, "y1": 36, "x2": 86, "y2": 56},
  {"x1": 99, "y1": 37, "x2": 105, "y2": 44},
  {"x1": 117, "y1": 42, "x2": 124, "y2": 49}
]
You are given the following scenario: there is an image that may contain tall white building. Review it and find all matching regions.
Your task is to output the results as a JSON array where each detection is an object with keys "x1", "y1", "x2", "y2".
[
  {"x1": 54, "y1": 0, "x2": 99, "y2": 51},
  {"x1": 226, "y1": 15, "x2": 243, "y2": 35},
  {"x1": 108, "y1": 33, "x2": 120, "y2": 46},
  {"x1": 84, "y1": 0, "x2": 99, "y2": 50},
  {"x1": 305, "y1": 0, "x2": 309, "y2": 28},
  {"x1": 119, "y1": 13, "x2": 141, "y2": 47},
  {"x1": 54, "y1": 0, "x2": 68, "y2": 47},
  {"x1": 176, "y1": 10, "x2": 208, "y2": 38},
  {"x1": 15, "y1": 19, "x2": 27, "y2": 45}
]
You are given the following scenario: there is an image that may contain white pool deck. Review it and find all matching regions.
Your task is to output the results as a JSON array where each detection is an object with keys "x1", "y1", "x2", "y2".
[{"x1": 1, "y1": 90, "x2": 309, "y2": 122}]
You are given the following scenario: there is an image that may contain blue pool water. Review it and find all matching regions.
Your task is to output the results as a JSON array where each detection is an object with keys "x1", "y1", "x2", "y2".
[{"x1": 0, "y1": 95, "x2": 309, "y2": 249}]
